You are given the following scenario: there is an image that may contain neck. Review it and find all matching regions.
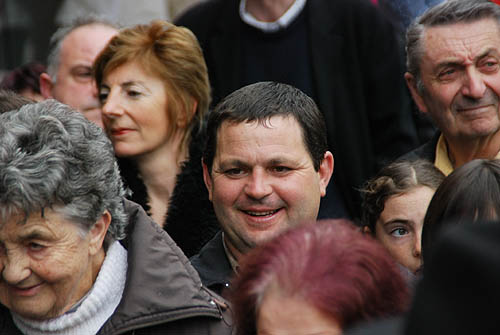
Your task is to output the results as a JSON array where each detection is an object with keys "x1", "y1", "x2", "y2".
[
  {"x1": 135, "y1": 133, "x2": 188, "y2": 225},
  {"x1": 223, "y1": 234, "x2": 245, "y2": 265},
  {"x1": 245, "y1": 0, "x2": 296, "y2": 22},
  {"x1": 445, "y1": 131, "x2": 500, "y2": 169}
]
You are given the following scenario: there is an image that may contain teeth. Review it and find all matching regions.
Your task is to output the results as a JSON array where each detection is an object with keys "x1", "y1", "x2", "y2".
[{"x1": 246, "y1": 210, "x2": 276, "y2": 216}]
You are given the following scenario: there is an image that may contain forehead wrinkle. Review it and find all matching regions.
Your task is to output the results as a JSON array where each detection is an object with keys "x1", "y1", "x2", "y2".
[{"x1": 425, "y1": 21, "x2": 500, "y2": 64}]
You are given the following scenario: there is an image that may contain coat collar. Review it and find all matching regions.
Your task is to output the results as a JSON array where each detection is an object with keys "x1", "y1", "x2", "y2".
[
  {"x1": 190, "y1": 231, "x2": 233, "y2": 293},
  {"x1": 99, "y1": 200, "x2": 225, "y2": 334}
]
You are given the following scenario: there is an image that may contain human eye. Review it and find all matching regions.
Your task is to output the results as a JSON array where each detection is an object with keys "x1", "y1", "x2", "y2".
[
  {"x1": 438, "y1": 67, "x2": 457, "y2": 81},
  {"x1": 390, "y1": 227, "x2": 409, "y2": 237},
  {"x1": 480, "y1": 58, "x2": 499, "y2": 73},
  {"x1": 28, "y1": 242, "x2": 46, "y2": 251},
  {"x1": 224, "y1": 168, "x2": 246, "y2": 178},
  {"x1": 126, "y1": 89, "x2": 142, "y2": 98},
  {"x1": 72, "y1": 66, "x2": 92, "y2": 82},
  {"x1": 270, "y1": 166, "x2": 291, "y2": 174}
]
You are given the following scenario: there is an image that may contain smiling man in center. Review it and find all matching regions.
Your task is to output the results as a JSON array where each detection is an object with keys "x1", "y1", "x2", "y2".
[{"x1": 191, "y1": 82, "x2": 334, "y2": 295}]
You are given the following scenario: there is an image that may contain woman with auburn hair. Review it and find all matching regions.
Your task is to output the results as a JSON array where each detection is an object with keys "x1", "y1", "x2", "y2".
[
  {"x1": 360, "y1": 160, "x2": 444, "y2": 276},
  {"x1": 94, "y1": 20, "x2": 217, "y2": 256},
  {"x1": 230, "y1": 220, "x2": 409, "y2": 335}
]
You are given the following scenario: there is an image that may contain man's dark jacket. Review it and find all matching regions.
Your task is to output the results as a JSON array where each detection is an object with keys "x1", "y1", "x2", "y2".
[
  {"x1": 175, "y1": 0, "x2": 419, "y2": 217},
  {"x1": 190, "y1": 231, "x2": 233, "y2": 297},
  {"x1": 399, "y1": 131, "x2": 439, "y2": 163},
  {"x1": 0, "y1": 201, "x2": 232, "y2": 335}
]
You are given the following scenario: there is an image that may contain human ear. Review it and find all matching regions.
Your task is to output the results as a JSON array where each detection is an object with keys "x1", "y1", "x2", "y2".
[
  {"x1": 177, "y1": 100, "x2": 198, "y2": 129},
  {"x1": 39, "y1": 73, "x2": 54, "y2": 99},
  {"x1": 318, "y1": 151, "x2": 334, "y2": 197},
  {"x1": 202, "y1": 158, "x2": 214, "y2": 202},
  {"x1": 405, "y1": 72, "x2": 429, "y2": 114},
  {"x1": 362, "y1": 226, "x2": 372, "y2": 235},
  {"x1": 88, "y1": 211, "x2": 112, "y2": 255}
]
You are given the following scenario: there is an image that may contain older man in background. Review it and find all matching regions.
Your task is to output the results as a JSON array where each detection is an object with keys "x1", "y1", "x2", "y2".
[
  {"x1": 403, "y1": 0, "x2": 500, "y2": 175},
  {"x1": 40, "y1": 16, "x2": 117, "y2": 127}
]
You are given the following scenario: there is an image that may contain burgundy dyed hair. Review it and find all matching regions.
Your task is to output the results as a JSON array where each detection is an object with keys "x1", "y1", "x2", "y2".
[
  {"x1": 230, "y1": 219, "x2": 409, "y2": 335},
  {"x1": 0, "y1": 62, "x2": 46, "y2": 94}
]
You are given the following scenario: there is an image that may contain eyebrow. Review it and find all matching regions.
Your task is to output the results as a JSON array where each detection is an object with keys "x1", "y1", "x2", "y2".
[
  {"x1": 217, "y1": 159, "x2": 249, "y2": 170},
  {"x1": 477, "y1": 48, "x2": 499, "y2": 59},
  {"x1": 267, "y1": 158, "x2": 290, "y2": 166},
  {"x1": 218, "y1": 157, "x2": 294, "y2": 169},
  {"x1": 435, "y1": 48, "x2": 499, "y2": 71},
  {"x1": 100, "y1": 80, "x2": 147, "y2": 88},
  {"x1": 121, "y1": 81, "x2": 146, "y2": 88},
  {"x1": 16, "y1": 229, "x2": 53, "y2": 242},
  {"x1": 383, "y1": 219, "x2": 412, "y2": 226}
]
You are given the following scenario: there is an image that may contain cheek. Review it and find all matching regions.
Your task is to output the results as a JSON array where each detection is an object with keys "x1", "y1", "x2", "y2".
[
  {"x1": 429, "y1": 86, "x2": 457, "y2": 109},
  {"x1": 378, "y1": 236, "x2": 412, "y2": 262},
  {"x1": 212, "y1": 179, "x2": 241, "y2": 204},
  {"x1": 31, "y1": 256, "x2": 69, "y2": 283}
]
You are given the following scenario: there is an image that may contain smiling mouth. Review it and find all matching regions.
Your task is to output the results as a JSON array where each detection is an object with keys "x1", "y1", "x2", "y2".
[
  {"x1": 244, "y1": 210, "x2": 280, "y2": 216},
  {"x1": 456, "y1": 104, "x2": 493, "y2": 113},
  {"x1": 11, "y1": 283, "x2": 43, "y2": 297}
]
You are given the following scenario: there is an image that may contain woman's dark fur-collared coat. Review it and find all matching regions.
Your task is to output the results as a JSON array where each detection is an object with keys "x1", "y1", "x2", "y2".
[{"x1": 118, "y1": 125, "x2": 220, "y2": 258}]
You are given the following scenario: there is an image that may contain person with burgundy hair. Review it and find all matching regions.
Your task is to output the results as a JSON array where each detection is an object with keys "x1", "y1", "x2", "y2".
[
  {"x1": 230, "y1": 220, "x2": 409, "y2": 335},
  {"x1": 0, "y1": 62, "x2": 46, "y2": 101}
]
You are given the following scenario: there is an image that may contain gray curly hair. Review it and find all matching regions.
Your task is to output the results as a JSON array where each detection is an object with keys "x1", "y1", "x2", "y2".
[{"x1": 0, "y1": 99, "x2": 127, "y2": 242}]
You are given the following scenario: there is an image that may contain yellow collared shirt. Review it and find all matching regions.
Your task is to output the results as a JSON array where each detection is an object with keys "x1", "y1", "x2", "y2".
[{"x1": 434, "y1": 134, "x2": 500, "y2": 176}]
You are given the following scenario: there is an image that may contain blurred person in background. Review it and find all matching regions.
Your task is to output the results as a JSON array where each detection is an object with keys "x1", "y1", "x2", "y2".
[
  {"x1": 39, "y1": 15, "x2": 118, "y2": 128},
  {"x1": 422, "y1": 158, "x2": 500, "y2": 259},
  {"x1": 0, "y1": 62, "x2": 46, "y2": 101},
  {"x1": 231, "y1": 220, "x2": 409, "y2": 335}
]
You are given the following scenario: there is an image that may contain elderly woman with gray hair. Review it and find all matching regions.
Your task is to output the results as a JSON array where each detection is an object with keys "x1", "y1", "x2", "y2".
[{"x1": 0, "y1": 100, "x2": 231, "y2": 334}]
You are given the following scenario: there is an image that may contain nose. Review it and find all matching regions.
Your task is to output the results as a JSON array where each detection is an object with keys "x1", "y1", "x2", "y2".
[
  {"x1": 1, "y1": 250, "x2": 31, "y2": 285},
  {"x1": 461, "y1": 68, "x2": 486, "y2": 99},
  {"x1": 244, "y1": 169, "x2": 273, "y2": 200},
  {"x1": 101, "y1": 91, "x2": 124, "y2": 118}
]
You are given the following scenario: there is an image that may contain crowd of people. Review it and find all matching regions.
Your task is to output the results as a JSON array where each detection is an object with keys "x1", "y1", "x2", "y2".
[{"x1": 1, "y1": 0, "x2": 500, "y2": 334}]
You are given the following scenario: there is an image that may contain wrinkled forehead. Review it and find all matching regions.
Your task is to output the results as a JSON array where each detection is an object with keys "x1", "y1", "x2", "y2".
[
  {"x1": 0, "y1": 206, "x2": 86, "y2": 241},
  {"x1": 422, "y1": 18, "x2": 500, "y2": 62}
]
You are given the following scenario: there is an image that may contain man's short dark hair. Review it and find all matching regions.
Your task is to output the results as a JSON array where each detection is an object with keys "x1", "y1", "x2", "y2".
[{"x1": 203, "y1": 81, "x2": 328, "y2": 172}]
